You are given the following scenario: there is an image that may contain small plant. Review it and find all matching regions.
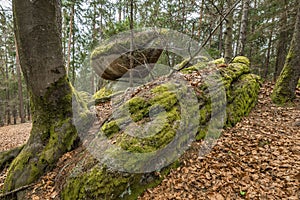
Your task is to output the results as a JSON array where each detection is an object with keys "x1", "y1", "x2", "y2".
[{"x1": 240, "y1": 190, "x2": 246, "y2": 196}]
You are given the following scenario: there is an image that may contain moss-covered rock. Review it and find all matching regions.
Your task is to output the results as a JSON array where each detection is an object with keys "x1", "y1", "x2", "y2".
[
  {"x1": 61, "y1": 56, "x2": 261, "y2": 200},
  {"x1": 232, "y1": 56, "x2": 250, "y2": 66},
  {"x1": 226, "y1": 74, "x2": 261, "y2": 126},
  {"x1": 62, "y1": 153, "x2": 179, "y2": 200}
]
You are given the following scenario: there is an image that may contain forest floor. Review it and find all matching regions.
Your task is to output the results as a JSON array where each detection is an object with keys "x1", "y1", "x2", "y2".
[
  {"x1": 0, "y1": 82, "x2": 299, "y2": 199},
  {"x1": 0, "y1": 122, "x2": 31, "y2": 152}
]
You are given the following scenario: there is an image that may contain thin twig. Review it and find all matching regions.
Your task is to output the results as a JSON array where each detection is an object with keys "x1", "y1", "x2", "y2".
[{"x1": 0, "y1": 183, "x2": 35, "y2": 199}]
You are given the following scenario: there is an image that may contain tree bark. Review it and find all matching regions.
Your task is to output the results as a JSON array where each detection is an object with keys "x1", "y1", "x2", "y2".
[
  {"x1": 3, "y1": 0, "x2": 78, "y2": 193},
  {"x1": 66, "y1": 3, "x2": 74, "y2": 78},
  {"x1": 224, "y1": 0, "x2": 234, "y2": 63},
  {"x1": 271, "y1": 7, "x2": 300, "y2": 104},
  {"x1": 0, "y1": 106, "x2": 4, "y2": 127},
  {"x1": 274, "y1": 0, "x2": 289, "y2": 81},
  {"x1": 264, "y1": 17, "x2": 274, "y2": 79},
  {"x1": 238, "y1": 0, "x2": 250, "y2": 56},
  {"x1": 5, "y1": 52, "x2": 11, "y2": 125},
  {"x1": 15, "y1": 36, "x2": 25, "y2": 123}
]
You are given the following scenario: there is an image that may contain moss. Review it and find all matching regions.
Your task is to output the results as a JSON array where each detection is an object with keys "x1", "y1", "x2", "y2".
[
  {"x1": 196, "y1": 126, "x2": 208, "y2": 140},
  {"x1": 0, "y1": 146, "x2": 24, "y2": 171},
  {"x1": 198, "y1": 103, "x2": 211, "y2": 125},
  {"x1": 151, "y1": 84, "x2": 170, "y2": 93},
  {"x1": 194, "y1": 61, "x2": 260, "y2": 139},
  {"x1": 181, "y1": 62, "x2": 207, "y2": 74},
  {"x1": 102, "y1": 120, "x2": 120, "y2": 138},
  {"x1": 3, "y1": 150, "x2": 33, "y2": 191},
  {"x1": 219, "y1": 62, "x2": 250, "y2": 82},
  {"x1": 62, "y1": 159, "x2": 180, "y2": 200},
  {"x1": 271, "y1": 51, "x2": 298, "y2": 104},
  {"x1": 232, "y1": 56, "x2": 250, "y2": 66},
  {"x1": 226, "y1": 74, "x2": 261, "y2": 126},
  {"x1": 118, "y1": 106, "x2": 180, "y2": 153},
  {"x1": 125, "y1": 97, "x2": 150, "y2": 122},
  {"x1": 93, "y1": 86, "x2": 113, "y2": 99},
  {"x1": 3, "y1": 76, "x2": 78, "y2": 192},
  {"x1": 174, "y1": 59, "x2": 190, "y2": 70},
  {"x1": 150, "y1": 91, "x2": 177, "y2": 111},
  {"x1": 210, "y1": 57, "x2": 225, "y2": 64},
  {"x1": 62, "y1": 165, "x2": 130, "y2": 200}
]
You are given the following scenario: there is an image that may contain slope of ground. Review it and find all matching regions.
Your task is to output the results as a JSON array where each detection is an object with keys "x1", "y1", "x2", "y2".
[
  {"x1": 138, "y1": 83, "x2": 300, "y2": 199},
  {"x1": 0, "y1": 83, "x2": 299, "y2": 199}
]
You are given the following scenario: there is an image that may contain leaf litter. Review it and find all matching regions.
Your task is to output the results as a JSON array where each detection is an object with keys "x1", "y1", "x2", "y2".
[{"x1": 0, "y1": 82, "x2": 299, "y2": 199}]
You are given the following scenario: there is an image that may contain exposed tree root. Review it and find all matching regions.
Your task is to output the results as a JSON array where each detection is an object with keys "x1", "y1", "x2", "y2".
[{"x1": 0, "y1": 146, "x2": 23, "y2": 171}]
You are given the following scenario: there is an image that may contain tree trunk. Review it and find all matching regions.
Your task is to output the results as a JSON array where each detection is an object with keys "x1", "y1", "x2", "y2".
[
  {"x1": 12, "y1": 105, "x2": 17, "y2": 125},
  {"x1": 5, "y1": 54, "x2": 11, "y2": 125},
  {"x1": 238, "y1": 0, "x2": 250, "y2": 56},
  {"x1": 248, "y1": 0, "x2": 257, "y2": 62},
  {"x1": 224, "y1": 0, "x2": 234, "y2": 63},
  {"x1": 274, "y1": 0, "x2": 288, "y2": 81},
  {"x1": 3, "y1": 0, "x2": 78, "y2": 193},
  {"x1": 72, "y1": 24, "x2": 76, "y2": 85},
  {"x1": 271, "y1": 7, "x2": 300, "y2": 104},
  {"x1": 26, "y1": 92, "x2": 31, "y2": 121},
  {"x1": 264, "y1": 18, "x2": 274, "y2": 79},
  {"x1": 197, "y1": 0, "x2": 204, "y2": 40},
  {"x1": 15, "y1": 36, "x2": 25, "y2": 123},
  {"x1": 66, "y1": 4, "x2": 74, "y2": 78},
  {"x1": 118, "y1": 0, "x2": 122, "y2": 22},
  {"x1": 0, "y1": 105, "x2": 4, "y2": 127}
]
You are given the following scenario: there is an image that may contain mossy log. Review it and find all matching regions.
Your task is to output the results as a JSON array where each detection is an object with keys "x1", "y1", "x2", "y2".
[{"x1": 61, "y1": 56, "x2": 261, "y2": 200}]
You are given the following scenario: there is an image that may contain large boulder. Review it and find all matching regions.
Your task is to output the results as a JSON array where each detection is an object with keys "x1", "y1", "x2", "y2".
[
  {"x1": 62, "y1": 56, "x2": 261, "y2": 200},
  {"x1": 91, "y1": 30, "x2": 164, "y2": 80}
]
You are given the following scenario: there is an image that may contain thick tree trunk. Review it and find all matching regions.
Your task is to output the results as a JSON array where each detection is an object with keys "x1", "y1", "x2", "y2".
[
  {"x1": 224, "y1": 0, "x2": 234, "y2": 63},
  {"x1": 3, "y1": 0, "x2": 78, "y2": 193},
  {"x1": 271, "y1": 7, "x2": 300, "y2": 104}
]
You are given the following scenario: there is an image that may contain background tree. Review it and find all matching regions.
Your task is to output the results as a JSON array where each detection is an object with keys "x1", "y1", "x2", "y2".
[
  {"x1": 3, "y1": 0, "x2": 78, "y2": 192},
  {"x1": 271, "y1": 6, "x2": 300, "y2": 104},
  {"x1": 224, "y1": 0, "x2": 234, "y2": 63},
  {"x1": 238, "y1": 0, "x2": 250, "y2": 55}
]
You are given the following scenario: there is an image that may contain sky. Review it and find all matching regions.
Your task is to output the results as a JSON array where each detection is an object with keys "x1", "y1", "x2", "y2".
[{"x1": 0, "y1": 0, "x2": 11, "y2": 10}]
